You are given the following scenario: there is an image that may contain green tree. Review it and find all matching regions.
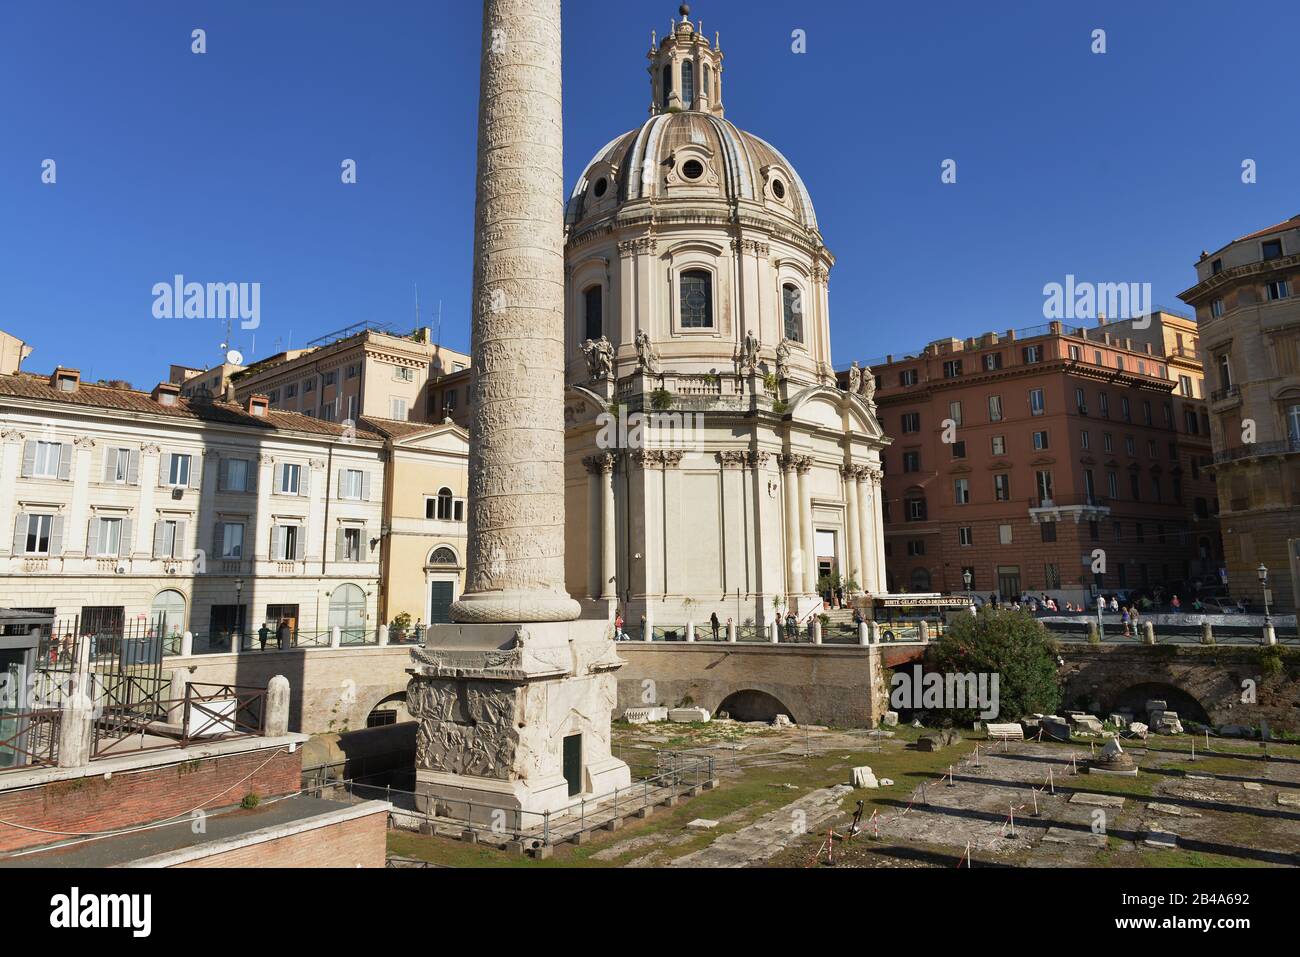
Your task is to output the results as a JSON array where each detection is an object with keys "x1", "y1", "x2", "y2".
[{"x1": 925, "y1": 608, "x2": 1061, "y2": 723}]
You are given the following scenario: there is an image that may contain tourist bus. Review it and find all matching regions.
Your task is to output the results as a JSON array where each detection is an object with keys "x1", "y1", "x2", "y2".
[{"x1": 866, "y1": 593, "x2": 974, "y2": 642}]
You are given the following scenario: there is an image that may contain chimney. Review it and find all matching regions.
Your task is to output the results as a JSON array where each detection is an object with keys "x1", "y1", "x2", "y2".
[
  {"x1": 151, "y1": 381, "x2": 181, "y2": 406},
  {"x1": 49, "y1": 367, "x2": 81, "y2": 393},
  {"x1": 247, "y1": 394, "x2": 270, "y2": 417}
]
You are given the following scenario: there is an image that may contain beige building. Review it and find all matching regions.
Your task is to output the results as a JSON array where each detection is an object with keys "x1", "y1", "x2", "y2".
[
  {"x1": 560, "y1": 15, "x2": 889, "y2": 631},
  {"x1": 0, "y1": 332, "x2": 32, "y2": 377},
  {"x1": 1179, "y1": 212, "x2": 1300, "y2": 610},
  {"x1": 217, "y1": 322, "x2": 472, "y2": 625},
  {"x1": 171, "y1": 362, "x2": 246, "y2": 400},
  {"x1": 0, "y1": 367, "x2": 385, "y2": 645},
  {"x1": 230, "y1": 322, "x2": 470, "y2": 426}
]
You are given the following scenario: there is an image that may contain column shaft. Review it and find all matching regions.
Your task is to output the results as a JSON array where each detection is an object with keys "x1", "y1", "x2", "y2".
[
  {"x1": 601, "y1": 461, "x2": 617, "y2": 599},
  {"x1": 844, "y1": 468, "x2": 862, "y2": 589},
  {"x1": 452, "y1": 0, "x2": 578, "y2": 623}
]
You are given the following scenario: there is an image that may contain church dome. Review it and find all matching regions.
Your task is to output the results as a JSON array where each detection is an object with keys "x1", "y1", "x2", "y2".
[
  {"x1": 565, "y1": 10, "x2": 819, "y2": 239},
  {"x1": 562, "y1": 7, "x2": 836, "y2": 391},
  {"x1": 566, "y1": 112, "x2": 820, "y2": 234}
]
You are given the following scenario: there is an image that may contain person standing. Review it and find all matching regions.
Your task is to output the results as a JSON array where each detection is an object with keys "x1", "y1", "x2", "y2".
[
  {"x1": 710, "y1": 611, "x2": 720, "y2": 641},
  {"x1": 276, "y1": 618, "x2": 291, "y2": 650},
  {"x1": 614, "y1": 609, "x2": 625, "y2": 641}
]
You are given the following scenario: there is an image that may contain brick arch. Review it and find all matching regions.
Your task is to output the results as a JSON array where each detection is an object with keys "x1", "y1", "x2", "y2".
[{"x1": 713, "y1": 687, "x2": 799, "y2": 724}]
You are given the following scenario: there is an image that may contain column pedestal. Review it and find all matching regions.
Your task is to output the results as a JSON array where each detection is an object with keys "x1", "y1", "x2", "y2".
[{"x1": 410, "y1": 620, "x2": 630, "y2": 826}]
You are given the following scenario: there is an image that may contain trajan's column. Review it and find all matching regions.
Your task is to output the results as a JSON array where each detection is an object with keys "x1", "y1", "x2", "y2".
[{"x1": 407, "y1": 0, "x2": 630, "y2": 825}]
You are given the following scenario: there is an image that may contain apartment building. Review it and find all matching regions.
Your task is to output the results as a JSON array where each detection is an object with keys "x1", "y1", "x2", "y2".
[
  {"x1": 0, "y1": 367, "x2": 385, "y2": 647},
  {"x1": 171, "y1": 361, "x2": 246, "y2": 400},
  {"x1": 864, "y1": 315, "x2": 1220, "y2": 605},
  {"x1": 1179, "y1": 213, "x2": 1300, "y2": 610},
  {"x1": 228, "y1": 321, "x2": 471, "y2": 427}
]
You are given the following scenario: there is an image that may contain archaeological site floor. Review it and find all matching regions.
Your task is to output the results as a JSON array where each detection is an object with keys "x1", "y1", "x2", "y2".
[{"x1": 384, "y1": 722, "x2": 1300, "y2": 869}]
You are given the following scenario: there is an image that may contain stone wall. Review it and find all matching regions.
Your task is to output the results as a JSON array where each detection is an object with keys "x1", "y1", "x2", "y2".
[
  {"x1": 0, "y1": 745, "x2": 300, "y2": 854},
  {"x1": 1058, "y1": 644, "x2": 1300, "y2": 732},
  {"x1": 171, "y1": 646, "x2": 414, "y2": 735},
  {"x1": 614, "y1": 643, "x2": 888, "y2": 728}
]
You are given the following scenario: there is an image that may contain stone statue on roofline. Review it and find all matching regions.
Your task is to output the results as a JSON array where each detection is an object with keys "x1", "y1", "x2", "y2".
[
  {"x1": 847, "y1": 360, "x2": 862, "y2": 395},
  {"x1": 734, "y1": 329, "x2": 760, "y2": 377},
  {"x1": 635, "y1": 329, "x2": 661, "y2": 375},
  {"x1": 582, "y1": 336, "x2": 614, "y2": 380},
  {"x1": 775, "y1": 338, "x2": 792, "y2": 381},
  {"x1": 860, "y1": 363, "x2": 876, "y2": 409}
]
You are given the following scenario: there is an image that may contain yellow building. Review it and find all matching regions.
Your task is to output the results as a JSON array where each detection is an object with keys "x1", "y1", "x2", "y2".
[{"x1": 362, "y1": 418, "x2": 470, "y2": 627}]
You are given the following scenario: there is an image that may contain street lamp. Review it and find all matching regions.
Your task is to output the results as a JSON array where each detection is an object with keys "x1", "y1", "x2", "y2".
[
  {"x1": 1257, "y1": 563, "x2": 1272, "y2": 626},
  {"x1": 234, "y1": 578, "x2": 244, "y2": 650},
  {"x1": 962, "y1": 569, "x2": 975, "y2": 616}
]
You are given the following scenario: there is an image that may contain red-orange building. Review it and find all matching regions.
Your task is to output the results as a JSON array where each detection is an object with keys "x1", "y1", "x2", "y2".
[{"x1": 854, "y1": 313, "x2": 1221, "y2": 605}]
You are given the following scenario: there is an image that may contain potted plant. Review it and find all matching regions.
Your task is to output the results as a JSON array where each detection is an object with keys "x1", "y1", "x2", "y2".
[{"x1": 390, "y1": 611, "x2": 412, "y2": 642}]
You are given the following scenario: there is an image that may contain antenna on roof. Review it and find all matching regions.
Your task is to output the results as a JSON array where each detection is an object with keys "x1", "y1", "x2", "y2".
[
  {"x1": 415, "y1": 281, "x2": 420, "y2": 330},
  {"x1": 436, "y1": 299, "x2": 443, "y2": 345}
]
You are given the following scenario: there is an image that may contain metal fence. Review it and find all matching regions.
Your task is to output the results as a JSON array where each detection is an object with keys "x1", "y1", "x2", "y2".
[
  {"x1": 0, "y1": 708, "x2": 60, "y2": 770},
  {"x1": 1044, "y1": 617, "x2": 1300, "y2": 646},
  {"x1": 314, "y1": 753, "x2": 717, "y2": 846},
  {"x1": 91, "y1": 681, "x2": 268, "y2": 759}
]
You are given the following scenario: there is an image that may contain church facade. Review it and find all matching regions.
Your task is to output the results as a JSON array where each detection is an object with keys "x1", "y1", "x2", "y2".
[{"x1": 562, "y1": 12, "x2": 890, "y2": 632}]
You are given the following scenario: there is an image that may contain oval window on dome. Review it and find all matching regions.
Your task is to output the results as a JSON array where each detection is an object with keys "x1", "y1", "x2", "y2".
[
  {"x1": 593, "y1": 177, "x2": 608, "y2": 199},
  {"x1": 681, "y1": 159, "x2": 705, "y2": 181},
  {"x1": 772, "y1": 179, "x2": 787, "y2": 200}
]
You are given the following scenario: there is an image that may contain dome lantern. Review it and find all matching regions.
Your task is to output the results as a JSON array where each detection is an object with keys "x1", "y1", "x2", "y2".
[{"x1": 648, "y1": 5, "x2": 724, "y2": 117}]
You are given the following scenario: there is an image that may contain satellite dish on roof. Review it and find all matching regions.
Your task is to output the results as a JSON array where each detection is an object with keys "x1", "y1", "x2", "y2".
[{"x1": 226, "y1": 350, "x2": 244, "y2": 366}]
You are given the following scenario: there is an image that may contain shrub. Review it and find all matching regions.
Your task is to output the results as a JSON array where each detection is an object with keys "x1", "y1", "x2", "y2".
[
  {"x1": 925, "y1": 608, "x2": 1062, "y2": 723},
  {"x1": 240, "y1": 792, "x2": 261, "y2": 810}
]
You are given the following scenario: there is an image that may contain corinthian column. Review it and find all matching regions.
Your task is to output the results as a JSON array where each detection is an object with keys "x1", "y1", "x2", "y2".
[
  {"x1": 843, "y1": 465, "x2": 862, "y2": 589},
  {"x1": 452, "y1": 0, "x2": 579, "y2": 624},
  {"x1": 778, "y1": 455, "x2": 801, "y2": 597}
]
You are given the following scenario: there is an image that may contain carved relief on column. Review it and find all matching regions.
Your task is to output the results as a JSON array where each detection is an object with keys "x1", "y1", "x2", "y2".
[
  {"x1": 717, "y1": 450, "x2": 748, "y2": 469},
  {"x1": 633, "y1": 449, "x2": 685, "y2": 470},
  {"x1": 451, "y1": 0, "x2": 577, "y2": 624}
]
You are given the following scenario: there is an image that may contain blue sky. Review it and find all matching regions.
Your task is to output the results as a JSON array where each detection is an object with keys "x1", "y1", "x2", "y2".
[{"x1": 1, "y1": 0, "x2": 1297, "y2": 388}]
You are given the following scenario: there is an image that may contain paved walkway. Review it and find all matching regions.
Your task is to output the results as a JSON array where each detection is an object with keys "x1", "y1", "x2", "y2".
[{"x1": 669, "y1": 784, "x2": 853, "y2": 867}]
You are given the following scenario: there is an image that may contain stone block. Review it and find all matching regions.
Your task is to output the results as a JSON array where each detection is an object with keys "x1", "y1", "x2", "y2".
[
  {"x1": 1068, "y1": 792, "x2": 1126, "y2": 808},
  {"x1": 1071, "y1": 714, "x2": 1104, "y2": 734},
  {"x1": 881, "y1": 711, "x2": 899, "y2": 727},
  {"x1": 850, "y1": 766, "x2": 879, "y2": 789},
  {"x1": 686, "y1": 818, "x2": 718, "y2": 830},
  {"x1": 624, "y1": 707, "x2": 669, "y2": 724},
  {"x1": 668, "y1": 707, "x2": 710, "y2": 723},
  {"x1": 1040, "y1": 717, "x2": 1072, "y2": 742}
]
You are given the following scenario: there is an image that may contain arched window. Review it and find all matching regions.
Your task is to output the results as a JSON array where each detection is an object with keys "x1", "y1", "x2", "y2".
[
  {"x1": 681, "y1": 59, "x2": 694, "y2": 107},
  {"x1": 430, "y1": 546, "x2": 458, "y2": 566},
  {"x1": 679, "y1": 270, "x2": 713, "y2": 328},
  {"x1": 782, "y1": 283, "x2": 803, "y2": 342},
  {"x1": 435, "y1": 487, "x2": 454, "y2": 520},
  {"x1": 328, "y1": 583, "x2": 366, "y2": 643},
  {"x1": 150, "y1": 589, "x2": 186, "y2": 639},
  {"x1": 1286, "y1": 403, "x2": 1300, "y2": 441},
  {"x1": 584, "y1": 285, "x2": 603, "y2": 341},
  {"x1": 661, "y1": 64, "x2": 672, "y2": 109},
  {"x1": 910, "y1": 568, "x2": 932, "y2": 592}
]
